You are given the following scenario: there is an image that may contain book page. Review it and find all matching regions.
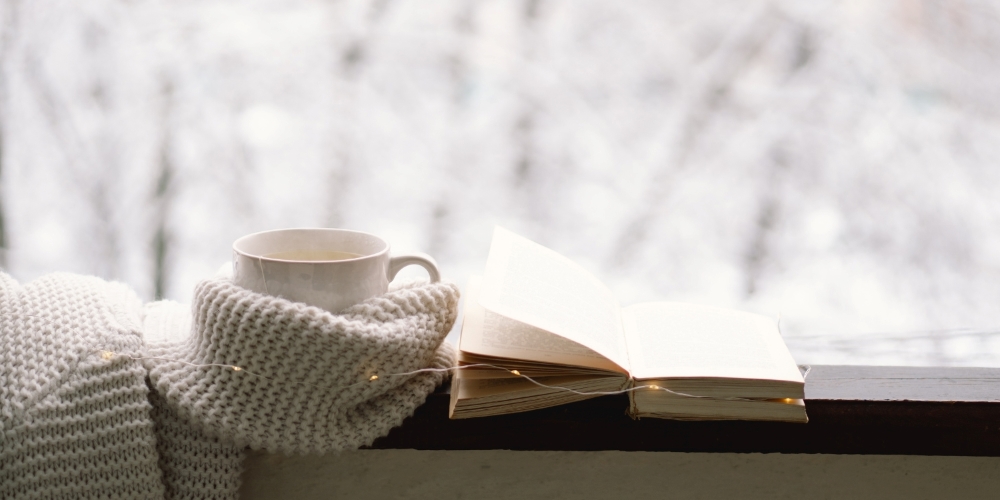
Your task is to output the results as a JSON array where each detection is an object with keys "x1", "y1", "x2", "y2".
[
  {"x1": 459, "y1": 276, "x2": 624, "y2": 373},
  {"x1": 478, "y1": 227, "x2": 630, "y2": 371},
  {"x1": 449, "y1": 374, "x2": 628, "y2": 419},
  {"x1": 622, "y1": 302, "x2": 803, "y2": 383}
]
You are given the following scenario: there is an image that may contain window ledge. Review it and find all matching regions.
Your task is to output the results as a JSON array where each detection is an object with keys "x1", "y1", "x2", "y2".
[{"x1": 367, "y1": 365, "x2": 1000, "y2": 456}]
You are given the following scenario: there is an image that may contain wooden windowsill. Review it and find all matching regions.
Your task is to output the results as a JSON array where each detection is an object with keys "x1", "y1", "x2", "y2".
[{"x1": 366, "y1": 365, "x2": 1000, "y2": 456}]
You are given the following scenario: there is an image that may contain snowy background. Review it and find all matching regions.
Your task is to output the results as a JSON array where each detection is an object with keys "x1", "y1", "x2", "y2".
[{"x1": 2, "y1": 0, "x2": 1000, "y2": 366}]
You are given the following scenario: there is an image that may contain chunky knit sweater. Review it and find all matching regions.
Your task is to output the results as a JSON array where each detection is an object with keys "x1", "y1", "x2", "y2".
[{"x1": 0, "y1": 271, "x2": 459, "y2": 499}]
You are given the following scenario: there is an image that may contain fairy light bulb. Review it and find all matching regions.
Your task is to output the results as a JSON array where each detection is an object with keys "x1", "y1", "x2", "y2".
[
  {"x1": 232, "y1": 366, "x2": 242, "y2": 372},
  {"x1": 100, "y1": 351, "x2": 115, "y2": 360},
  {"x1": 510, "y1": 370, "x2": 521, "y2": 376},
  {"x1": 369, "y1": 375, "x2": 379, "y2": 381},
  {"x1": 649, "y1": 385, "x2": 659, "y2": 390}
]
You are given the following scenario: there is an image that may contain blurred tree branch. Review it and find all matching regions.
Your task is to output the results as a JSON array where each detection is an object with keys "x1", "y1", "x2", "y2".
[{"x1": 609, "y1": 4, "x2": 781, "y2": 267}]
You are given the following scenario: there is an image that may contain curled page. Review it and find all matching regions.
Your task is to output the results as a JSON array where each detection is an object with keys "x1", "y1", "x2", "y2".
[
  {"x1": 478, "y1": 227, "x2": 630, "y2": 372},
  {"x1": 459, "y1": 276, "x2": 622, "y2": 373}
]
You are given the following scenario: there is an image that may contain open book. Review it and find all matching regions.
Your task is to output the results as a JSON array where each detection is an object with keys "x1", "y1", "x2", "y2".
[{"x1": 449, "y1": 227, "x2": 807, "y2": 423}]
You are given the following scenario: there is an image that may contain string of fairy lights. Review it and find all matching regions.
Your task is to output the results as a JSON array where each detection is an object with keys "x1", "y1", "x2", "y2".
[
  {"x1": 23, "y1": 308, "x2": 805, "y2": 403},
  {"x1": 95, "y1": 349, "x2": 806, "y2": 401}
]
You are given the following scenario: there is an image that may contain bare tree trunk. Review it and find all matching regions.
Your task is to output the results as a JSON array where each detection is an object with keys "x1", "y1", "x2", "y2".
[
  {"x1": 507, "y1": 0, "x2": 547, "y2": 236},
  {"x1": 743, "y1": 23, "x2": 815, "y2": 297},
  {"x1": 0, "y1": 97, "x2": 7, "y2": 271},
  {"x1": 83, "y1": 20, "x2": 121, "y2": 280},
  {"x1": 743, "y1": 147, "x2": 788, "y2": 297},
  {"x1": 0, "y1": 0, "x2": 20, "y2": 270},
  {"x1": 325, "y1": 0, "x2": 392, "y2": 228},
  {"x1": 22, "y1": 25, "x2": 120, "y2": 279},
  {"x1": 426, "y1": 2, "x2": 478, "y2": 258},
  {"x1": 152, "y1": 77, "x2": 174, "y2": 299}
]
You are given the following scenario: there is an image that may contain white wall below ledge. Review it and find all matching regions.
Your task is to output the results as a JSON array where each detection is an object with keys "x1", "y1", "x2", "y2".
[{"x1": 240, "y1": 449, "x2": 1000, "y2": 499}]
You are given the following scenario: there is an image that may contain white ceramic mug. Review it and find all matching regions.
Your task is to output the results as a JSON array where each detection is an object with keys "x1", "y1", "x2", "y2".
[{"x1": 232, "y1": 228, "x2": 440, "y2": 313}]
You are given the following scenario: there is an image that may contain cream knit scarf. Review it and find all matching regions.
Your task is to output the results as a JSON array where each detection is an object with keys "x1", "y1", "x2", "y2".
[{"x1": 0, "y1": 271, "x2": 458, "y2": 499}]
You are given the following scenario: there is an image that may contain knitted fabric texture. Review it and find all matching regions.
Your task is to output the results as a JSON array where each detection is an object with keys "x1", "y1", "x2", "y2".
[
  {"x1": 148, "y1": 388, "x2": 246, "y2": 500},
  {"x1": 0, "y1": 271, "x2": 459, "y2": 499},
  {"x1": 0, "y1": 273, "x2": 164, "y2": 499},
  {"x1": 142, "y1": 300, "x2": 248, "y2": 500}
]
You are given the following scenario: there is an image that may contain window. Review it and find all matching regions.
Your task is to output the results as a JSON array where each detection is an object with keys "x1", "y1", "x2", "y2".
[{"x1": 3, "y1": 0, "x2": 998, "y2": 368}]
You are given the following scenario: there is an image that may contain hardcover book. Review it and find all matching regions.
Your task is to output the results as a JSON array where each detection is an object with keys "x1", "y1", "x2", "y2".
[{"x1": 449, "y1": 227, "x2": 807, "y2": 423}]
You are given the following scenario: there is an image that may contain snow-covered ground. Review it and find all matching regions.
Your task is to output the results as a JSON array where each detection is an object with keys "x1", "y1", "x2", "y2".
[{"x1": 3, "y1": 0, "x2": 1000, "y2": 366}]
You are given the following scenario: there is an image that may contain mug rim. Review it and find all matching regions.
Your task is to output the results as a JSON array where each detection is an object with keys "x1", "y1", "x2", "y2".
[{"x1": 232, "y1": 227, "x2": 390, "y2": 263}]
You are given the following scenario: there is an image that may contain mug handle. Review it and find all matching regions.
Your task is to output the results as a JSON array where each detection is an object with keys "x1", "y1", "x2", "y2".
[{"x1": 388, "y1": 253, "x2": 441, "y2": 283}]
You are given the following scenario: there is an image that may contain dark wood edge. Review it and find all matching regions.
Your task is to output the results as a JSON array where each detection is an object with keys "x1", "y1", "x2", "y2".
[{"x1": 367, "y1": 365, "x2": 1000, "y2": 456}]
